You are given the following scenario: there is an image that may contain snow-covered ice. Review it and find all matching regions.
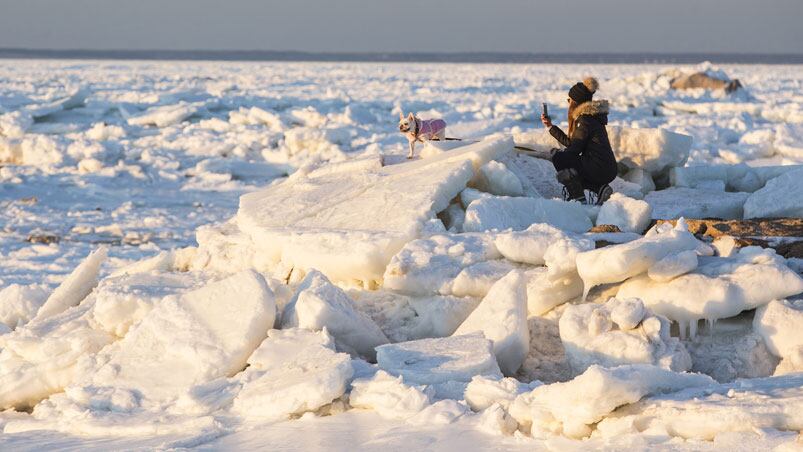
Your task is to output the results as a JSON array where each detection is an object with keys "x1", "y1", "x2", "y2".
[
  {"x1": 453, "y1": 271, "x2": 529, "y2": 375},
  {"x1": 347, "y1": 290, "x2": 479, "y2": 342},
  {"x1": 596, "y1": 373, "x2": 803, "y2": 441},
  {"x1": 559, "y1": 298, "x2": 691, "y2": 373},
  {"x1": 382, "y1": 233, "x2": 500, "y2": 296},
  {"x1": 743, "y1": 167, "x2": 803, "y2": 219},
  {"x1": 648, "y1": 249, "x2": 699, "y2": 282},
  {"x1": 86, "y1": 270, "x2": 275, "y2": 402},
  {"x1": 472, "y1": 160, "x2": 524, "y2": 196},
  {"x1": 464, "y1": 375, "x2": 537, "y2": 411},
  {"x1": 619, "y1": 247, "x2": 803, "y2": 333},
  {"x1": 281, "y1": 270, "x2": 389, "y2": 359},
  {"x1": 754, "y1": 299, "x2": 803, "y2": 374},
  {"x1": 596, "y1": 193, "x2": 652, "y2": 233},
  {"x1": 669, "y1": 163, "x2": 802, "y2": 192},
  {"x1": 575, "y1": 220, "x2": 703, "y2": 294},
  {"x1": 645, "y1": 187, "x2": 750, "y2": 220},
  {"x1": 509, "y1": 364, "x2": 714, "y2": 439},
  {"x1": 376, "y1": 334, "x2": 502, "y2": 385},
  {"x1": 448, "y1": 259, "x2": 517, "y2": 298},
  {"x1": 348, "y1": 370, "x2": 433, "y2": 420},
  {"x1": 231, "y1": 328, "x2": 353, "y2": 420},
  {"x1": 463, "y1": 195, "x2": 593, "y2": 233},
  {"x1": 235, "y1": 137, "x2": 509, "y2": 284},
  {"x1": 1, "y1": 60, "x2": 803, "y2": 450},
  {"x1": 0, "y1": 283, "x2": 49, "y2": 329},
  {"x1": 606, "y1": 126, "x2": 693, "y2": 175}
]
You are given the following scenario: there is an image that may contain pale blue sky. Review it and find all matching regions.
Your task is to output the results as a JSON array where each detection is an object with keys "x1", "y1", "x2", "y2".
[{"x1": 0, "y1": 0, "x2": 801, "y2": 53}]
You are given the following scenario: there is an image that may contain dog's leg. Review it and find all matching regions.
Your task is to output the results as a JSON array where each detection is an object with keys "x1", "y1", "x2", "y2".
[{"x1": 407, "y1": 140, "x2": 415, "y2": 159}]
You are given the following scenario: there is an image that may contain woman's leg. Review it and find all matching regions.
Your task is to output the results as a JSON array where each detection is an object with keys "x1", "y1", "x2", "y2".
[
  {"x1": 578, "y1": 168, "x2": 613, "y2": 205},
  {"x1": 552, "y1": 152, "x2": 585, "y2": 201}
]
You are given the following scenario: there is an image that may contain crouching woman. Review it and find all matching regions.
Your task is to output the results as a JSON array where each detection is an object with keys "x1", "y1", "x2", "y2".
[{"x1": 541, "y1": 77, "x2": 617, "y2": 205}]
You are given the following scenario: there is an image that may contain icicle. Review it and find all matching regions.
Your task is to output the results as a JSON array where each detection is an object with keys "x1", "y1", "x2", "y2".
[
  {"x1": 706, "y1": 317, "x2": 716, "y2": 334},
  {"x1": 689, "y1": 318, "x2": 698, "y2": 338}
]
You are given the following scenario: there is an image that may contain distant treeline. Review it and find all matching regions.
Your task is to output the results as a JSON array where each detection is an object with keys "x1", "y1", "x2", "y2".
[{"x1": 1, "y1": 48, "x2": 802, "y2": 64}]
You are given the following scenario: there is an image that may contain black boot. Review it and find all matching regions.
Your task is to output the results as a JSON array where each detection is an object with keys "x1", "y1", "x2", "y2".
[
  {"x1": 595, "y1": 184, "x2": 613, "y2": 205},
  {"x1": 556, "y1": 169, "x2": 585, "y2": 203}
]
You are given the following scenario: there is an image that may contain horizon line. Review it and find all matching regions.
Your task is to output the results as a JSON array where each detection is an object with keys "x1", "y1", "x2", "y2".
[{"x1": 1, "y1": 48, "x2": 802, "y2": 64}]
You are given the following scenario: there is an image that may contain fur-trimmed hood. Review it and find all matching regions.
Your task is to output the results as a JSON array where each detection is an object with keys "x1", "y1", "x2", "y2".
[{"x1": 571, "y1": 99, "x2": 609, "y2": 120}]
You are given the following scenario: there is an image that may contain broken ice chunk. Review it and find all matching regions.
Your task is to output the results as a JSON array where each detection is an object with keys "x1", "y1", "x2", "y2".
[
  {"x1": 463, "y1": 196, "x2": 593, "y2": 233},
  {"x1": 618, "y1": 248, "x2": 803, "y2": 332},
  {"x1": 35, "y1": 246, "x2": 108, "y2": 322},
  {"x1": 576, "y1": 220, "x2": 701, "y2": 293},
  {"x1": 559, "y1": 298, "x2": 691, "y2": 374},
  {"x1": 508, "y1": 364, "x2": 713, "y2": 439},
  {"x1": 453, "y1": 271, "x2": 529, "y2": 375},
  {"x1": 383, "y1": 233, "x2": 500, "y2": 296},
  {"x1": 236, "y1": 138, "x2": 510, "y2": 284},
  {"x1": 375, "y1": 333, "x2": 502, "y2": 385},
  {"x1": 88, "y1": 271, "x2": 276, "y2": 402},
  {"x1": 743, "y1": 168, "x2": 803, "y2": 219},
  {"x1": 464, "y1": 375, "x2": 538, "y2": 411},
  {"x1": 596, "y1": 193, "x2": 652, "y2": 234},
  {"x1": 754, "y1": 298, "x2": 803, "y2": 375},
  {"x1": 348, "y1": 370, "x2": 433, "y2": 420},
  {"x1": 281, "y1": 270, "x2": 388, "y2": 360},
  {"x1": 645, "y1": 187, "x2": 749, "y2": 220},
  {"x1": 231, "y1": 328, "x2": 353, "y2": 420},
  {"x1": 648, "y1": 249, "x2": 699, "y2": 282},
  {"x1": 472, "y1": 160, "x2": 524, "y2": 196}
]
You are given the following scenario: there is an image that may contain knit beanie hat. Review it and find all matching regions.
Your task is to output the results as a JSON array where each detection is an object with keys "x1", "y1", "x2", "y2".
[{"x1": 568, "y1": 77, "x2": 599, "y2": 104}]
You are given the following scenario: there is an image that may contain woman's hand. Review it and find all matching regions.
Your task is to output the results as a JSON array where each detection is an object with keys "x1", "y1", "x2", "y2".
[{"x1": 541, "y1": 113, "x2": 552, "y2": 129}]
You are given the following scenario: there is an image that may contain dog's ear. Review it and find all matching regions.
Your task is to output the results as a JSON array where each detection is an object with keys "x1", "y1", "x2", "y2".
[
  {"x1": 399, "y1": 112, "x2": 405, "y2": 122},
  {"x1": 407, "y1": 112, "x2": 415, "y2": 121}
]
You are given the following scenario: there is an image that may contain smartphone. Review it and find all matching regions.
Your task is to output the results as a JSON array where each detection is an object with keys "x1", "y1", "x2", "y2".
[{"x1": 542, "y1": 103, "x2": 549, "y2": 120}]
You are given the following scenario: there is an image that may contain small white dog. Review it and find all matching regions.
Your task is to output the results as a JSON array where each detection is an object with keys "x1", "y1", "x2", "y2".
[{"x1": 398, "y1": 112, "x2": 447, "y2": 159}]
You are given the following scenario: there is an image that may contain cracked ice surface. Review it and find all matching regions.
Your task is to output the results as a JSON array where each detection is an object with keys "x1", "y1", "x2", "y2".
[{"x1": 235, "y1": 137, "x2": 510, "y2": 283}]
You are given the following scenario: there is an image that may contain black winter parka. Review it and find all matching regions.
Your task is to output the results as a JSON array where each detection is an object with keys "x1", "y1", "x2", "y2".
[{"x1": 549, "y1": 100, "x2": 618, "y2": 186}]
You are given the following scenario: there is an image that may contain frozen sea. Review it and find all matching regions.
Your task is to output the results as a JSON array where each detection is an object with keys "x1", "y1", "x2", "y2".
[
  {"x1": 0, "y1": 60, "x2": 802, "y2": 450},
  {"x1": 2, "y1": 60, "x2": 801, "y2": 288}
]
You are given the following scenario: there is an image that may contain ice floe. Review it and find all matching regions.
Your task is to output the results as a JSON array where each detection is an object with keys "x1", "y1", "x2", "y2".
[
  {"x1": 453, "y1": 271, "x2": 529, "y2": 375},
  {"x1": 235, "y1": 137, "x2": 510, "y2": 284}
]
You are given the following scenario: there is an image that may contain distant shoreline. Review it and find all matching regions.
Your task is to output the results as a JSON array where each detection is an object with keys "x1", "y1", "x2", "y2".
[{"x1": 1, "y1": 48, "x2": 802, "y2": 64}]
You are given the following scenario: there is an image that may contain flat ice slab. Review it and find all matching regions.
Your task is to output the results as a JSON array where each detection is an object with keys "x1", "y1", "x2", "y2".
[
  {"x1": 670, "y1": 164, "x2": 803, "y2": 192},
  {"x1": 463, "y1": 196, "x2": 592, "y2": 233},
  {"x1": 645, "y1": 187, "x2": 749, "y2": 220},
  {"x1": 376, "y1": 334, "x2": 502, "y2": 385},
  {"x1": 743, "y1": 168, "x2": 803, "y2": 219},
  {"x1": 236, "y1": 137, "x2": 510, "y2": 283}
]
